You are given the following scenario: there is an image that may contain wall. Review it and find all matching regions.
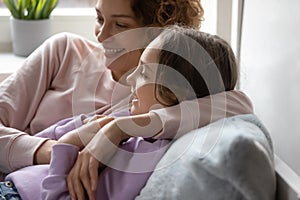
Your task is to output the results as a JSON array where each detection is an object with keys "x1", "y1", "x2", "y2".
[{"x1": 240, "y1": 0, "x2": 300, "y2": 175}]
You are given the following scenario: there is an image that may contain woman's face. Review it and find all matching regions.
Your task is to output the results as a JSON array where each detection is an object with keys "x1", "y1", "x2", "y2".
[
  {"x1": 94, "y1": 0, "x2": 144, "y2": 81},
  {"x1": 126, "y1": 46, "x2": 164, "y2": 115}
]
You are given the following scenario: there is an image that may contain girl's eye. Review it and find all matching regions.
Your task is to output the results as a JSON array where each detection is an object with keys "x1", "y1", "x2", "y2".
[{"x1": 140, "y1": 68, "x2": 148, "y2": 79}]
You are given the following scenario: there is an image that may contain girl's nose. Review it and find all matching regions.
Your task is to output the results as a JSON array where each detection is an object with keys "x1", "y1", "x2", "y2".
[{"x1": 126, "y1": 67, "x2": 139, "y2": 86}]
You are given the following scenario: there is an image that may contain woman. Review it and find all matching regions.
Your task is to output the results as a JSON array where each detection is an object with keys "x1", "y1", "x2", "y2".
[{"x1": 0, "y1": 0, "x2": 205, "y2": 173}]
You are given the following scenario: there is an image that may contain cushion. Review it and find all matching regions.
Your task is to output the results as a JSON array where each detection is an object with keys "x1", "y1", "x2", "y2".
[{"x1": 136, "y1": 114, "x2": 276, "y2": 200}]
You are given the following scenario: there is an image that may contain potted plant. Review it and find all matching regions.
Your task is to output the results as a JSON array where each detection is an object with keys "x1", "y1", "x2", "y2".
[{"x1": 4, "y1": 0, "x2": 58, "y2": 56}]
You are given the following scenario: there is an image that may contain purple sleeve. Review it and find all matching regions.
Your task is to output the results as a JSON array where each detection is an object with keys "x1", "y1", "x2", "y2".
[
  {"x1": 95, "y1": 138, "x2": 171, "y2": 200},
  {"x1": 40, "y1": 144, "x2": 79, "y2": 200},
  {"x1": 38, "y1": 110, "x2": 169, "y2": 200},
  {"x1": 40, "y1": 138, "x2": 170, "y2": 200},
  {"x1": 5, "y1": 165, "x2": 49, "y2": 200},
  {"x1": 35, "y1": 114, "x2": 87, "y2": 140}
]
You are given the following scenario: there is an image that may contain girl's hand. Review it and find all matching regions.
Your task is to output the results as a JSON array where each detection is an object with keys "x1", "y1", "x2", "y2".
[
  {"x1": 67, "y1": 119, "x2": 128, "y2": 200},
  {"x1": 83, "y1": 114, "x2": 107, "y2": 124},
  {"x1": 67, "y1": 113, "x2": 162, "y2": 199},
  {"x1": 58, "y1": 116, "x2": 114, "y2": 149},
  {"x1": 67, "y1": 148, "x2": 103, "y2": 200}
]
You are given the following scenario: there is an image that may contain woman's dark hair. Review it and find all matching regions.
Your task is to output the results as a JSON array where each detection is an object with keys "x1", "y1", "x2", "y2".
[
  {"x1": 131, "y1": 0, "x2": 204, "y2": 28},
  {"x1": 154, "y1": 26, "x2": 239, "y2": 106}
]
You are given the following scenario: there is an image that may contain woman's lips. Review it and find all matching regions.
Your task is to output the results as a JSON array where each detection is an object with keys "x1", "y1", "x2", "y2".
[{"x1": 103, "y1": 47, "x2": 125, "y2": 57}]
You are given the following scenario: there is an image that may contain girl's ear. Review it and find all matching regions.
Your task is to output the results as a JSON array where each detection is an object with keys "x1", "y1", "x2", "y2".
[{"x1": 155, "y1": 85, "x2": 178, "y2": 106}]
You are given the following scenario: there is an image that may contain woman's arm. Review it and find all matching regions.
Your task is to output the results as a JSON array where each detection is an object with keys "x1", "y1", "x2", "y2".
[
  {"x1": 150, "y1": 90, "x2": 253, "y2": 139},
  {"x1": 0, "y1": 33, "x2": 100, "y2": 173},
  {"x1": 90, "y1": 90, "x2": 253, "y2": 141},
  {"x1": 0, "y1": 36, "x2": 62, "y2": 173},
  {"x1": 84, "y1": 90, "x2": 253, "y2": 174},
  {"x1": 68, "y1": 90, "x2": 253, "y2": 198}
]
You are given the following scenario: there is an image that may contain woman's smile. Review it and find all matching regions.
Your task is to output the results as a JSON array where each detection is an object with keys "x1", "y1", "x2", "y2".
[{"x1": 103, "y1": 47, "x2": 125, "y2": 54}]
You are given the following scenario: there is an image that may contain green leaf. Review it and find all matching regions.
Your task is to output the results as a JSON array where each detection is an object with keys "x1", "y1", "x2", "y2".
[
  {"x1": 3, "y1": 0, "x2": 20, "y2": 18},
  {"x1": 4, "y1": 0, "x2": 58, "y2": 20},
  {"x1": 35, "y1": 0, "x2": 45, "y2": 19},
  {"x1": 42, "y1": 0, "x2": 58, "y2": 19},
  {"x1": 27, "y1": 0, "x2": 38, "y2": 19}
]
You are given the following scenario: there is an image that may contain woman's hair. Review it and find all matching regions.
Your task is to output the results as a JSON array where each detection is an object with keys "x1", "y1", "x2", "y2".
[
  {"x1": 154, "y1": 26, "x2": 238, "y2": 106},
  {"x1": 131, "y1": 0, "x2": 204, "y2": 28}
]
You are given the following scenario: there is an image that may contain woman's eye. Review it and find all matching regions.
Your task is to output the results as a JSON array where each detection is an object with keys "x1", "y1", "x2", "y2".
[
  {"x1": 116, "y1": 22, "x2": 129, "y2": 29},
  {"x1": 96, "y1": 17, "x2": 104, "y2": 25}
]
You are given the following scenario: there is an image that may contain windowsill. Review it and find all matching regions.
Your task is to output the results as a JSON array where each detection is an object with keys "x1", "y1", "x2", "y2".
[
  {"x1": 0, "y1": 8, "x2": 96, "y2": 72},
  {"x1": 0, "y1": 8, "x2": 96, "y2": 52}
]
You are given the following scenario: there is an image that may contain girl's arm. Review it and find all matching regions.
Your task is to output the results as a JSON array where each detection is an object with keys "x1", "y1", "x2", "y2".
[
  {"x1": 40, "y1": 144, "x2": 79, "y2": 200},
  {"x1": 35, "y1": 115, "x2": 114, "y2": 165},
  {"x1": 57, "y1": 116, "x2": 114, "y2": 149}
]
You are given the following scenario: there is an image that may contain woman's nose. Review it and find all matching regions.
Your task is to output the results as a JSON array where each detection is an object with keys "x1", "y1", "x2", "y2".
[{"x1": 97, "y1": 24, "x2": 112, "y2": 43}]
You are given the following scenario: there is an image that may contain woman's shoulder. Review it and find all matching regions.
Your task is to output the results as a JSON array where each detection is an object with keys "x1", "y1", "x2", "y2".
[{"x1": 44, "y1": 32, "x2": 98, "y2": 52}]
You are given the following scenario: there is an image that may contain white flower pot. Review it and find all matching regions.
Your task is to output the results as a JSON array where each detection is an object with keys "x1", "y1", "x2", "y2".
[{"x1": 10, "y1": 17, "x2": 51, "y2": 57}]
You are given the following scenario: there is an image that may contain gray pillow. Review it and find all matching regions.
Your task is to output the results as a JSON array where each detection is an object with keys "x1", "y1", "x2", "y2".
[{"x1": 136, "y1": 114, "x2": 276, "y2": 200}]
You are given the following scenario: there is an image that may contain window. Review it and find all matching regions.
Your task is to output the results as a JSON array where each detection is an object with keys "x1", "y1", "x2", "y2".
[
  {"x1": 201, "y1": 0, "x2": 217, "y2": 34},
  {"x1": 57, "y1": 0, "x2": 97, "y2": 8},
  {"x1": 0, "y1": 0, "x2": 219, "y2": 52},
  {"x1": 0, "y1": 0, "x2": 4, "y2": 8}
]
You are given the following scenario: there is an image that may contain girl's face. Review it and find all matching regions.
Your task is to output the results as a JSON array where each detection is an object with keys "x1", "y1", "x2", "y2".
[
  {"x1": 94, "y1": 0, "x2": 144, "y2": 81},
  {"x1": 126, "y1": 47, "x2": 164, "y2": 115}
]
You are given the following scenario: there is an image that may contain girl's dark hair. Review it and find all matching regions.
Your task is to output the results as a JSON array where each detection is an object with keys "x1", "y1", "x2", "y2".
[
  {"x1": 131, "y1": 0, "x2": 204, "y2": 28},
  {"x1": 154, "y1": 26, "x2": 239, "y2": 106}
]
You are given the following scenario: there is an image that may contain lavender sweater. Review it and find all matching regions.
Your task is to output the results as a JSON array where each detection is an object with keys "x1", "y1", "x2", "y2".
[{"x1": 5, "y1": 114, "x2": 170, "y2": 200}]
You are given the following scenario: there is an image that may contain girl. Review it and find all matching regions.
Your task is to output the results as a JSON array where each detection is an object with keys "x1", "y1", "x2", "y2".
[{"x1": 56, "y1": 26, "x2": 246, "y2": 199}]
